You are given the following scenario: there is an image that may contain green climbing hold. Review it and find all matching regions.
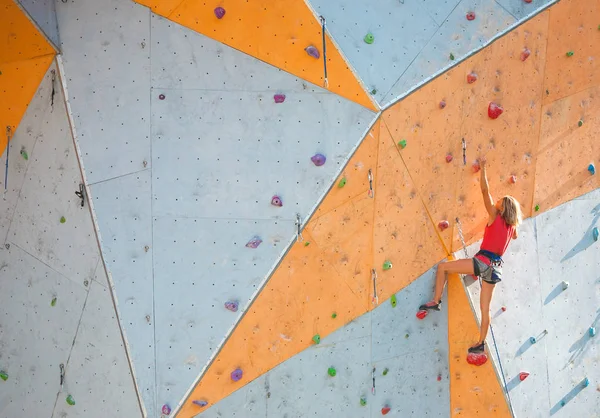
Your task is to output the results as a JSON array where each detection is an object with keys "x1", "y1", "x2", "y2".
[
  {"x1": 398, "y1": 139, "x2": 407, "y2": 149},
  {"x1": 390, "y1": 294, "x2": 397, "y2": 308},
  {"x1": 360, "y1": 397, "x2": 367, "y2": 406},
  {"x1": 312, "y1": 334, "x2": 321, "y2": 344},
  {"x1": 338, "y1": 177, "x2": 347, "y2": 188},
  {"x1": 364, "y1": 32, "x2": 375, "y2": 44},
  {"x1": 327, "y1": 367, "x2": 336, "y2": 377},
  {"x1": 0, "y1": 371, "x2": 8, "y2": 381},
  {"x1": 449, "y1": 53, "x2": 455, "y2": 60},
  {"x1": 405, "y1": 333, "x2": 409, "y2": 339},
  {"x1": 382, "y1": 368, "x2": 389, "y2": 376},
  {"x1": 304, "y1": 242, "x2": 310, "y2": 247},
  {"x1": 60, "y1": 216, "x2": 66, "y2": 224},
  {"x1": 382, "y1": 260, "x2": 392, "y2": 270},
  {"x1": 20, "y1": 149, "x2": 28, "y2": 160},
  {"x1": 331, "y1": 312, "x2": 337, "y2": 319},
  {"x1": 534, "y1": 204, "x2": 540, "y2": 212},
  {"x1": 370, "y1": 88, "x2": 377, "y2": 95},
  {"x1": 578, "y1": 120, "x2": 583, "y2": 127},
  {"x1": 51, "y1": 297, "x2": 57, "y2": 307},
  {"x1": 566, "y1": 51, "x2": 574, "y2": 57},
  {"x1": 66, "y1": 395, "x2": 76, "y2": 406}
]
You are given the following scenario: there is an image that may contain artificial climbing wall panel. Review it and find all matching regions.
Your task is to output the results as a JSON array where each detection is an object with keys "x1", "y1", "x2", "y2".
[
  {"x1": 464, "y1": 188, "x2": 600, "y2": 417},
  {"x1": 16, "y1": 0, "x2": 60, "y2": 48},
  {"x1": 189, "y1": 267, "x2": 450, "y2": 417},
  {"x1": 135, "y1": 0, "x2": 377, "y2": 111}
]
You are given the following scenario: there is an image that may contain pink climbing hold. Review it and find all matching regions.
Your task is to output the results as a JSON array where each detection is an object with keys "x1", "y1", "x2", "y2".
[
  {"x1": 214, "y1": 7, "x2": 226, "y2": 19},
  {"x1": 159, "y1": 94, "x2": 165, "y2": 100},
  {"x1": 231, "y1": 368, "x2": 243, "y2": 382},
  {"x1": 437, "y1": 374, "x2": 442, "y2": 381},
  {"x1": 162, "y1": 404, "x2": 171, "y2": 415},
  {"x1": 381, "y1": 405, "x2": 391, "y2": 415},
  {"x1": 271, "y1": 195, "x2": 283, "y2": 207},
  {"x1": 472, "y1": 162, "x2": 481, "y2": 173},
  {"x1": 466, "y1": 352, "x2": 488, "y2": 366},
  {"x1": 446, "y1": 154, "x2": 453, "y2": 163},
  {"x1": 519, "y1": 372, "x2": 530, "y2": 381},
  {"x1": 520, "y1": 48, "x2": 531, "y2": 62},
  {"x1": 274, "y1": 94, "x2": 286, "y2": 104},
  {"x1": 439, "y1": 100, "x2": 446, "y2": 109},
  {"x1": 311, "y1": 153, "x2": 326, "y2": 166},
  {"x1": 467, "y1": 72, "x2": 478, "y2": 84},
  {"x1": 466, "y1": 11, "x2": 476, "y2": 21},
  {"x1": 438, "y1": 220, "x2": 449, "y2": 231},
  {"x1": 193, "y1": 400, "x2": 208, "y2": 407},
  {"x1": 245, "y1": 236, "x2": 262, "y2": 248},
  {"x1": 305, "y1": 45, "x2": 320, "y2": 59},
  {"x1": 510, "y1": 175, "x2": 517, "y2": 184},
  {"x1": 224, "y1": 301, "x2": 239, "y2": 312},
  {"x1": 488, "y1": 102, "x2": 504, "y2": 119}
]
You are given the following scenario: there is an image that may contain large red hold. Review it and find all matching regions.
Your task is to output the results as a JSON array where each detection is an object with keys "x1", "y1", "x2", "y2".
[
  {"x1": 466, "y1": 11, "x2": 476, "y2": 21},
  {"x1": 519, "y1": 372, "x2": 530, "y2": 381},
  {"x1": 467, "y1": 72, "x2": 478, "y2": 84},
  {"x1": 467, "y1": 352, "x2": 488, "y2": 366},
  {"x1": 488, "y1": 102, "x2": 504, "y2": 119},
  {"x1": 438, "y1": 220, "x2": 450, "y2": 231},
  {"x1": 520, "y1": 48, "x2": 531, "y2": 61}
]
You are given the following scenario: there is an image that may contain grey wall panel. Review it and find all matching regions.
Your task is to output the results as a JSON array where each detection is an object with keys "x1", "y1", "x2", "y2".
[{"x1": 17, "y1": 0, "x2": 60, "y2": 47}]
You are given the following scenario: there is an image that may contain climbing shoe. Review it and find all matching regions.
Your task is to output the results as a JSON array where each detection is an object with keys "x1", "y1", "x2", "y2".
[
  {"x1": 468, "y1": 342, "x2": 485, "y2": 354},
  {"x1": 418, "y1": 300, "x2": 442, "y2": 311}
]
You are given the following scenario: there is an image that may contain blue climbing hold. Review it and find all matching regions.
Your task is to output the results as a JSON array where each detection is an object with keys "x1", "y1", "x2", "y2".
[
  {"x1": 593, "y1": 227, "x2": 599, "y2": 242},
  {"x1": 529, "y1": 336, "x2": 537, "y2": 344},
  {"x1": 588, "y1": 163, "x2": 596, "y2": 175},
  {"x1": 589, "y1": 327, "x2": 596, "y2": 337},
  {"x1": 311, "y1": 153, "x2": 326, "y2": 166},
  {"x1": 582, "y1": 377, "x2": 590, "y2": 388}
]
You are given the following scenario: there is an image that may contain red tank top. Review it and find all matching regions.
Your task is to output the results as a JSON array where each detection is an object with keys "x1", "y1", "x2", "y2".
[{"x1": 479, "y1": 214, "x2": 515, "y2": 256}]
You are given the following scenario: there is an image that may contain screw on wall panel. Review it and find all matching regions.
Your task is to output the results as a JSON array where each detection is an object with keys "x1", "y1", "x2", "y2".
[
  {"x1": 140, "y1": 42, "x2": 146, "y2": 49},
  {"x1": 142, "y1": 160, "x2": 148, "y2": 168},
  {"x1": 75, "y1": 183, "x2": 85, "y2": 207}
]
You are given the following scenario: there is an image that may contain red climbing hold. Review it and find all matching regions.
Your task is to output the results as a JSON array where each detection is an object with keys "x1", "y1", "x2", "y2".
[
  {"x1": 467, "y1": 72, "x2": 478, "y2": 84},
  {"x1": 439, "y1": 100, "x2": 446, "y2": 109},
  {"x1": 274, "y1": 94, "x2": 286, "y2": 104},
  {"x1": 437, "y1": 374, "x2": 442, "y2": 381},
  {"x1": 446, "y1": 154, "x2": 453, "y2": 163},
  {"x1": 501, "y1": 306, "x2": 507, "y2": 312},
  {"x1": 466, "y1": 352, "x2": 488, "y2": 366},
  {"x1": 510, "y1": 175, "x2": 517, "y2": 184},
  {"x1": 524, "y1": 0, "x2": 532, "y2": 3},
  {"x1": 381, "y1": 406, "x2": 391, "y2": 415},
  {"x1": 472, "y1": 162, "x2": 481, "y2": 173},
  {"x1": 305, "y1": 46, "x2": 320, "y2": 59},
  {"x1": 488, "y1": 102, "x2": 504, "y2": 119},
  {"x1": 214, "y1": 7, "x2": 226, "y2": 19},
  {"x1": 466, "y1": 11, "x2": 476, "y2": 21},
  {"x1": 438, "y1": 220, "x2": 449, "y2": 231},
  {"x1": 520, "y1": 48, "x2": 531, "y2": 61},
  {"x1": 416, "y1": 310, "x2": 428, "y2": 320},
  {"x1": 519, "y1": 372, "x2": 530, "y2": 381}
]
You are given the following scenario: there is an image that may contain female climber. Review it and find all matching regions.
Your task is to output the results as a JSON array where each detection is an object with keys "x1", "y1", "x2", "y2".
[{"x1": 418, "y1": 156, "x2": 522, "y2": 354}]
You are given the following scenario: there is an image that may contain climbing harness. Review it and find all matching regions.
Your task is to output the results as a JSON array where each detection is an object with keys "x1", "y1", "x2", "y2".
[
  {"x1": 319, "y1": 16, "x2": 328, "y2": 87},
  {"x1": 4, "y1": 126, "x2": 12, "y2": 193},
  {"x1": 295, "y1": 213, "x2": 304, "y2": 242},
  {"x1": 368, "y1": 169, "x2": 374, "y2": 198},
  {"x1": 462, "y1": 138, "x2": 467, "y2": 166},
  {"x1": 75, "y1": 183, "x2": 85, "y2": 207},
  {"x1": 455, "y1": 217, "x2": 515, "y2": 418},
  {"x1": 371, "y1": 268, "x2": 378, "y2": 306},
  {"x1": 51, "y1": 70, "x2": 56, "y2": 111}
]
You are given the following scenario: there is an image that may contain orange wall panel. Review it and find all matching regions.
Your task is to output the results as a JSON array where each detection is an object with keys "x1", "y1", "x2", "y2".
[{"x1": 134, "y1": 0, "x2": 377, "y2": 111}]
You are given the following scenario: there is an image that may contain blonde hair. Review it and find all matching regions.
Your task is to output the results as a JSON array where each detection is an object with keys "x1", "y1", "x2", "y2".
[{"x1": 500, "y1": 196, "x2": 522, "y2": 226}]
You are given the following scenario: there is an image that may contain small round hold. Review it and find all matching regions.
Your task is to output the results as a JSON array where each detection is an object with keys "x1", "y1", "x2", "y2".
[
  {"x1": 437, "y1": 374, "x2": 442, "y2": 381},
  {"x1": 438, "y1": 220, "x2": 449, "y2": 231},
  {"x1": 364, "y1": 32, "x2": 375, "y2": 44},
  {"x1": 510, "y1": 175, "x2": 517, "y2": 184},
  {"x1": 529, "y1": 336, "x2": 537, "y2": 344},
  {"x1": 162, "y1": 404, "x2": 171, "y2": 415},
  {"x1": 439, "y1": 100, "x2": 446, "y2": 109},
  {"x1": 592, "y1": 227, "x2": 599, "y2": 242},
  {"x1": 588, "y1": 163, "x2": 595, "y2": 175},
  {"x1": 562, "y1": 280, "x2": 569, "y2": 290},
  {"x1": 566, "y1": 51, "x2": 574, "y2": 57},
  {"x1": 398, "y1": 139, "x2": 407, "y2": 149},
  {"x1": 501, "y1": 306, "x2": 507, "y2": 312},
  {"x1": 331, "y1": 312, "x2": 337, "y2": 319},
  {"x1": 360, "y1": 397, "x2": 367, "y2": 406},
  {"x1": 381, "y1": 405, "x2": 391, "y2": 415},
  {"x1": 305, "y1": 45, "x2": 320, "y2": 59},
  {"x1": 231, "y1": 368, "x2": 243, "y2": 382},
  {"x1": 472, "y1": 162, "x2": 481, "y2": 173},
  {"x1": 520, "y1": 48, "x2": 531, "y2": 62},
  {"x1": 382, "y1": 260, "x2": 393, "y2": 270},
  {"x1": 445, "y1": 154, "x2": 453, "y2": 163},
  {"x1": 312, "y1": 334, "x2": 321, "y2": 344},
  {"x1": 382, "y1": 368, "x2": 389, "y2": 376},
  {"x1": 524, "y1": 0, "x2": 532, "y2": 3},
  {"x1": 578, "y1": 120, "x2": 583, "y2": 127},
  {"x1": 327, "y1": 367, "x2": 336, "y2": 377},
  {"x1": 560, "y1": 400, "x2": 566, "y2": 407},
  {"x1": 519, "y1": 372, "x2": 530, "y2": 381},
  {"x1": 193, "y1": 400, "x2": 208, "y2": 407},
  {"x1": 311, "y1": 153, "x2": 326, "y2": 166},
  {"x1": 488, "y1": 102, "x2": 504, "y2": 119},
  {"x1": 467, "y1": 72, "x2": 478, "y2": 84},
  {"x1": 273, "y1": 94, "x2": 286, "y2": 104},
  {"x1": 159, "y1": 94, "x2": 165, "y2": 100},
  {"x1": 466, "y1": 11, "x2": 476, "y2": 21},
  {"x1": 271, "y1": 195, "x2": 283, "y2": 207},
  {"x1": 214, "y1": 7, "x2": 226, "y2": 19},
  {"x1": 534, "y1": 204, "x2": 540, "y2": 212},
  {"x1": 589, "y1": 327, "x2": 597, "y2": 337},
  {"x1": 224, "y1": 300, "x2": 239, "y2": 312}
]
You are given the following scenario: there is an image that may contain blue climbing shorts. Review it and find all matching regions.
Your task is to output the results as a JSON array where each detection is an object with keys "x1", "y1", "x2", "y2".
[{"x1": 473, "y1": 253, "x2": 502, "y2": 285}]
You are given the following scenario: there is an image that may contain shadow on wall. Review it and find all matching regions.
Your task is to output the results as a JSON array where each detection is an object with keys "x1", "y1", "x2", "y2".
[
  {"x1": 549, "y1": 377, "x2": 591, "y2": 415},
  {"x1": 560, "y1": 203, "x2": 600, "y2": 262},
  {"x1": 566, "y1": 309, "x2": 600, "y2": 367}
]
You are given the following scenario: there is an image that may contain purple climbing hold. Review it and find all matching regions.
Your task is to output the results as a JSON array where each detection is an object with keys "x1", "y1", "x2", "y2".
[
  {"x1": 245, "y1": 236, "x2": 262, "y2": 248},
  {"x1": 193, "y1": 400, "x2": 208, "y2": 407},
  {"x1": 231, "y1": 368, "x2": 243, "y2": 382},
  {"x1": 214, "y1": 7, "x2": 226, "y2": 19},
  {"x1": 224, "y1": 300, "x2": 239, "y2": 312},
  {"x1": 274, "y1": 94, "x2": 286, "y2": 104},
  {"x1": 305, "y1": 45, "x2": 320, "y2": 59},
  {"x1": 311, "y1": 153, "x2": 326, "y2": 166},
  {"x1": 162, "y1": 404, "x2": 171, "y2": 415},
  {"x1": 271, "y1": 195, "x2": 283, "y2": 207}
]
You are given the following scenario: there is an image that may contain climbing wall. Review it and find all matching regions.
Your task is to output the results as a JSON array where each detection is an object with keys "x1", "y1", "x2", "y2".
[
  {"x1": 134, "y1": 0, "x2": 377, "y2": 111},
  {"x1": 464, "y1": 187, "x2": 599, "y2": 417},
  {"x1": 0, "y1": 61, "x2": 141, "y2": 418},
  {"x1": 16, "y1": 0, "x2": 60, "y2": 47},
  {"x1": 0, "y1": 0, "x2": 56, "y2": 156},
  {"x1": 195, "y1": 266, "x2": 450, "y2": 418}
]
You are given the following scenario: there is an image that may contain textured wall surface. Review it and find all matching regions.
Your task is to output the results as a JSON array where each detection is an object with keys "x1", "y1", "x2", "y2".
[{"x1": 17, "y1": 0, "x2": 60, "y2": 47}]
